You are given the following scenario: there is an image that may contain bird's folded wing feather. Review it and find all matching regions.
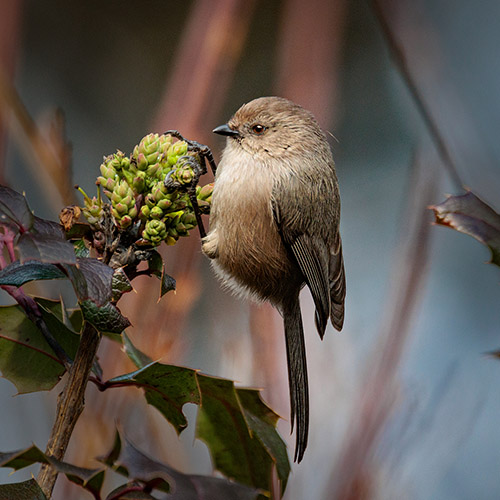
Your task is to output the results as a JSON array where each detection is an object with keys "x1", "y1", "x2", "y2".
[{"x1": 271, "y1": 195, "x2": 331, "y2": 339}]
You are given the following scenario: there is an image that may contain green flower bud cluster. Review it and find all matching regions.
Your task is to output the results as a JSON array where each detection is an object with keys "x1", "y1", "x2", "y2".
[
  {"x1": 88, "y1": 133, "x2": 212, "y2": 246},
  {"x1": 78, "y1": 186, "x2": 103, "y2": 225},
  {"x1": 196, "y1": 183, "x2": 213, "y2": 214},
  {"x1": 139, "y1": 180, "x2": 197, "y2": 246}
]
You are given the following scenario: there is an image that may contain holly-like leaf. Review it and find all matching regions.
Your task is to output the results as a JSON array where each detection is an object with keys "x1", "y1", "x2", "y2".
[
  {"x1": 0, "y1": 186, "x2": 75, "y2": 264},
  {"x1": 147, "y1": 250, "x2": 176, "y2": 298},
  {"x1": 197, "y1": 376, "x2": 273, "y2": 492},
  {"x1": 0, "y1": 479, "x2": 47, "y2": 500},
  {"x1": 113, "y1": 432, "x2": 260, "y2": 500},
  {"x1": 0, "y1": 300, "x2": 79, "y2": 393},
  {"x1": 237, "y1": 388, "x2": 290, "y2": 494},
  {"x1": 32, "y1": 216, "x2": 65, "y2": 238},
  {"x1": 160, "y1": 267, "x2": 177, "y2": 298},
  {"x1": 63, "y1": 258, "x2": 114, "y2": 306},
  {"x1": 0, "y1": 444, "x2": 104, "y2": 498},
  {"x1": 107, "y1": 364, "x2": 200, "y2": 434},
  {"x1": 0, "y1": 185, "x2": 34, "y2": 232},
  {"x1": 80, "y1": 300, "x2": 130, "y2": 334},
  {"x1": 17, "y1": 231, "x2": 76, "y2": 265},
  {"x1": 72, "y1": 239, "x2": 90, "y2": 258},
  {"x1": 0, "y1": 260, "x2": 66, "y2": 287},
  {"x1": 0, "y1": 444, "x2": 48, "y2": 470},
  {"x1": 431, "y1": 191, "x2": 500, "y2": 267},
  {"x1": 49, "y1": 460, "x2": 105, "y2": 497},
  {"x1": 105, "y1": 361, "x2": 290, "y2": 495},
  {"x1": 112, "y1": 267, "x2": 133, "y2": 302},
  {"x1": 122, "y1": 332, "x2": 153, "y2": 369}
]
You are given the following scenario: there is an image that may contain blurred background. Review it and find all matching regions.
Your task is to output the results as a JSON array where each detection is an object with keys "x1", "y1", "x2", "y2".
[{"x1": 1, "y1": 0, "x2": 500, "y2": 498}]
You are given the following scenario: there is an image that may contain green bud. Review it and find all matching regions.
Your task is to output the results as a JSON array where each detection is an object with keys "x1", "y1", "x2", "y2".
[
  {"x1": 152, "y1": 184, "x2": 168, "y2": 202},
  {"x1": 181, "y1": 212, "x2": 197, "y2": 226},
  {"x1": 158, "y1": 134, "x2": 173, "y2": 154},
  {"x1": 111, "y1": 191, "x2": 122, "y2": 204},
  {"x1": 133, "y1": 171, "x2": 146, "y2": 193},
  {"x1": 150, "y1": 206, "x2": 164, "y2": 219},
  {"x1": 146, "y1": 163, "x2": 161, "y2": 179},
  {"x1": 143, "y1": 219, "x2": 167, "y2": 244},
  {"x1": 116, "y1": 180, "x2": 130, "y2": 198},
  {"x1": 145, "y1": 193, "x2": 156, "y2": 208},
  {"x1": 119, "y1": 215, "x2": 133, "y2": 229},
  {"x1": 197, "y1": 183, "x2": 214, "y2": 201},
  {"x1": 197, "y1": 199, "x2": 210, "y2": 214},
  {"x1": 120, "y1": 155, "x2": 131, "y2": 171},
  {"x1": 167, "y1": 141, "x2": 188, "y2": 165},
  {"x1": 171, "y1": 198, "x2": 187, "y2": 211},
  {"x1": 140, "y1": 133, "x2": 160, "y2": 155},
  {"x1": 146, "y1": 151, "x2": 160, "y2": 164},
  {"x1": 165, "y1": 235, "x2": 177, "y2": 246},
  {"x1": 114, "y1": 202, "x2": 128, "y2": 215},
  {"x1": 157, "y1": 198, "x2": 172, "y2": 210},
  {"x1": 140, "y1": 205, "x2": 151, "y2": 219},
  {"x1": 100, "y1": 163, "x2": 116, "y2": 179},
  {"x1": 128, "y1": 206, "x2": 138, "y2": 219},
  {"x1": 136, "y1": 153, "x2": 149, "y2": 171},
  {"x1": 109, "y1": 154, "x2": 124, "y2": 171}
]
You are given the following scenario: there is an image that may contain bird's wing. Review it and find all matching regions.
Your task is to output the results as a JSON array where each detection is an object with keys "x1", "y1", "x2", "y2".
[
  {"x1": 271, "y1": 192, "x2": 331, "y2": 339},
  {"x1": 329, "y1": 232, "x2": 345, "y2": 331}
]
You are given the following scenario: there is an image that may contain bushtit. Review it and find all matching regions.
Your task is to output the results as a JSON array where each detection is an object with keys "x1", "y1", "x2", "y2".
[{"x1": 202, "y1": 96, "x2": 345, "y2": 462}]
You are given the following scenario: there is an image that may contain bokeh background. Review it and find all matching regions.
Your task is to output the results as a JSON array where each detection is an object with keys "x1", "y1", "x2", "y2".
[{"x1": 1, "y1": 1, "x2": 500, "y2": 498}]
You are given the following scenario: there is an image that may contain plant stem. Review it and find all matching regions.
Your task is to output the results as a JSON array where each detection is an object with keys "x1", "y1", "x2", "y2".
[{"x1": 37, "y1": 321, "x2": 101, "y2": 498}]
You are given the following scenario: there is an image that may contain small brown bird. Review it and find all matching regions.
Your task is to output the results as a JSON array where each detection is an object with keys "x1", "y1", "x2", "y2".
[{"x1": 202, "y1": 96, "x2": 345, "y2": 462}]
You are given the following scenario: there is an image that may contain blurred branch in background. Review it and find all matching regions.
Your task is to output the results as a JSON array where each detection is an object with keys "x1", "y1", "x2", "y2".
[
  {"x1": 329, "y1": 145, "x2": 440, "y2": 500},
  {"x1": 0, "y1": 0, "x2": 23, "y2": 185},
  {"x1": 371, "y1": 0, "x2": 493, "y2": 193},
  {"x1": 371, "y1": 0, "x2": 462, "y2": 190},
  {"x1": 0, "y1": 69, "x2": 74, "y2": 210},
  {"x1": 276, "y1": 0, "x2": 347, "y2": 126}
]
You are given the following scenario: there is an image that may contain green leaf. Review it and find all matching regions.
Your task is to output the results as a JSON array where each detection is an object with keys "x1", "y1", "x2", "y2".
[
  {"x1": 112, "y1": 267, "x2": 133, "y2": 301},
  {"x1": 147, "y1": 250, "x2": 176, "y2": 298},
  {"x1": 160, "y1": 267, "x2": 177, "y2": 298},
  {"x1": 0, "y1": 260, "x2": 66, "y2": 287},
  {"x1": 104, "y1": 361, "x2": 290, "y2": 494},
  {"x1": 431, "y1": 191, "x2": 500, "y2": 267},
  {"x1": 0, "y1": 479, "x2": 47, "y2": 500},
  {"x1": 72, "y1": 238, "x2": 90, "y2": 258},
  {"x1": 108, "y1": 364, "x2": 200, "y2": 433},
  {"x1": 114, "y1": 432, "x2": 260, "y2": 500},
  {"x1": 0, "y1": 444, "x2": 48, "y2": 470},
  {"x1": 237, "y1": 388, "x2": 290, "y2": 494},
  {"x1": 0, "y1": 300, "x2": 80, "y2": 393},
  {"x1": 122, "y1": 332, "x2": 153, "y2": 369},
  {"x1": 0, "y1": 444, "x2": 105, "y2": 498},
  {"x1": 80, "y1": 300, "x2": 130, "y2": 334},
  {"x1": 197, "y1": 375, "x2": 273, "y2": 492},
  {"x1": 63, "y1": 258, "x2": 114, "y2": 306},
  {"x1": 49, "y1": 460, "x2": 105, "y2": 497}
]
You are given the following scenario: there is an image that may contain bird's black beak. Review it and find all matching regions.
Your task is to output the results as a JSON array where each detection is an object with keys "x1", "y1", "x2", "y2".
[{"x1": 213, "y1": 123, "x2": 239, "y2": 137}]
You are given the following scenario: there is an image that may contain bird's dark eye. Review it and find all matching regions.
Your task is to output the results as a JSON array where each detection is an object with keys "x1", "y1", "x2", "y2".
[{"x1": 251, "y1": 124, "x2": 267, "y2": 135}]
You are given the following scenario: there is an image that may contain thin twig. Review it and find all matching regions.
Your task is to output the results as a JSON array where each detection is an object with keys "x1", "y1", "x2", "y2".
[
  {"x1": 37, "y1": 321, "x2": 101, "y2": 498},
  {"x1": 371, "y1": 0, "x2": 464, "y2": 190}
]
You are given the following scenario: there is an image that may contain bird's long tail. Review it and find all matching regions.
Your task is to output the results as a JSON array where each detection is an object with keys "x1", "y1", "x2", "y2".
[{"x1": 283, "y1": 295, "x2": 309, "y2": 462}]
